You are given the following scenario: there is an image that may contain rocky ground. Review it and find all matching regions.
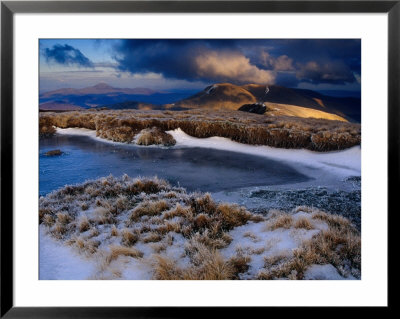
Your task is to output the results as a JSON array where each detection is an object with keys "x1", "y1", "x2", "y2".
[{"x1": 249, "y1": 176, "x2": 361, "y2": 231}]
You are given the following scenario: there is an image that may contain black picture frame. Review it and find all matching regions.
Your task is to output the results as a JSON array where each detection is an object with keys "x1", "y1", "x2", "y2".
[{"x1": 1, "y1": 0, "x2": 395, "y2": 317}]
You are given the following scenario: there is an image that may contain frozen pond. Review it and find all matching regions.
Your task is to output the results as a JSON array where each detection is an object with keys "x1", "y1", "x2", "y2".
[{"x1": 39, "y1": 134, "x2": 311, "y2": 196}]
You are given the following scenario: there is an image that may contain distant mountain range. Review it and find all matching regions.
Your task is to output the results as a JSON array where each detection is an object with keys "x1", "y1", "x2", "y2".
[
  {"x1": 39, "y1": 82, "x2": 361, "y2": 122},
  {"x1": 40, "y1": 83, "x2": 157, "y2": 98},
  {"x1": 39, "y1": 83, "x2": 194, "y2": 110}
]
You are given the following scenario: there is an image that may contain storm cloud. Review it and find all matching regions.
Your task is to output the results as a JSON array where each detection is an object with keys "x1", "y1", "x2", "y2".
[
  {"x1": 113, "y1": 40, "x2": 275, "y2": 84},
  {"x1": 112, "y1": 39, "x2": 360, "y2": 86},
  {"x1": 43, "y1": 44, "x2": 94, "y2": 67},
  {"x1": 296, "y1": 60, "x2": 357, "y2": 85}
]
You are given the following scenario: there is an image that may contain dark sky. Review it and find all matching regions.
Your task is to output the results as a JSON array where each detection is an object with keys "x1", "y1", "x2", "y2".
[{"x1": 40, "y1": 39, "x2": 361, "y2": 94}]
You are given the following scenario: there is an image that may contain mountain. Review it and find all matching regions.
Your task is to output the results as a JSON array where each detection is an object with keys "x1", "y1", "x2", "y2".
[
  {"x1": 287, "y1": 88, "x2": 361, "y2": 122},
  {"x1": 39, "y1": 83, "x2": 195, "y2": 110},
  {"x1": 40, "y1": 83, "x2": 157, "y2": 98},
  {"x1": 39, "y1": 101, "x2": 83, "y2": 111},
  {"x1": 167, "y1": 83, "x2": 257, "y2": 110},
  {"x1": 169, "y1": 83, "x2": 360, "y2": 122}
]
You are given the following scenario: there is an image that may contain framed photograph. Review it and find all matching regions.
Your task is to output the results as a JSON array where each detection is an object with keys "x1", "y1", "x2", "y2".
[{"x1": 1, "y1": 0, "x2": 395, "y2": 316}]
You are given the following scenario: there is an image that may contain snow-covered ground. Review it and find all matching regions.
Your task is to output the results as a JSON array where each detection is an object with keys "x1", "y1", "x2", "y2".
[{"x1": 40, "y1": 209, "x2": 357, "y2": 280}]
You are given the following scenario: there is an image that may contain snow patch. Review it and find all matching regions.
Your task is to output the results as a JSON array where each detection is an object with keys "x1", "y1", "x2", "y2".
[
  {"x1": 39, "y1": 227, "x2": 96, "y2": 280},
  {"x1": 304, "y1": 264, "x2": 350, "y2": 280}
]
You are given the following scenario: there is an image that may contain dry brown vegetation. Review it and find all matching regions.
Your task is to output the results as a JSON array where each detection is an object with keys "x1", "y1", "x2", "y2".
[
  {"x1": 267, "y1": 214, "x2": 293, "y2": 230},
  {"x1": 136, "y1": 127, "x2": 176, "y2": 146},
  {"x1": 39, "y1": 109, "x2": 360, "y2": 151},
  {"x1": 107, "y1": 246, "x2": 144, "y2": 263},
  {"x1": 152, "y1": 242, "x2": 236, "y2": 280},
  {"x1": 258, "y1": 208, "x2": 361, "y2": 279},
  {"x1": 39, "y1": 176, "x2": 361, "y2": 280},
  {"x1": 294, "y1": 217, "x2": 315, "y2": 230}
]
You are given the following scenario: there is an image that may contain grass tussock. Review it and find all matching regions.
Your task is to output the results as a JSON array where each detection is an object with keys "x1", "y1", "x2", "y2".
[
  {"x1": 267, "y1": 214, "x2": 294, "y2": 230},
  {"x1": 71, "y1": 237, "x2": 99, "y2": 254},
  {"x1": 121, "y1": 229, "x2": 139, "y2": 246},
  {"x1": 92, "y1": 207, "x2": 114, "y2": 225},
  {"x1": 110, "y1": 225, "x2": 119, "y2": 236},
  {"x1": 294, "y1": 217, "x2": 315, "y2": 230},
  {"x1": 42, "y1": 214, "x2": 55, "y2": 227},
  {"x1": 78, "y1": 215, "x2": 90, "y2": 232},
  {"x1": 56, "y1": 212, "x2": 71, "y2": 225},
  {"x1": 107, "y1": 245, "x2": 144, "y2": 263},
  {"x1": 40, "y1": 109, "x2": 360, "y2": 151},
  {"x1": 142, "y1": 232, "x2": 162, "y2": 243},
  {"x1": 228, "y1": 254, "x2": 251, "y2": 278},
  {"x1": 136, "y1": 127, "x2": 176, "y2": 146},
  {"x1": 129, "y1": 200, "x2": 169, "y2": 222}
]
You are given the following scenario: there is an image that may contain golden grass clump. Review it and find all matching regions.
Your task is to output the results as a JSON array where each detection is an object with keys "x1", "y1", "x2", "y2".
[
  {"x1": 216, "y1": 203, "x2": 253, "y2": 229},
  {"x1": 294, "y1": 217, "x2": 315, "y2": 230},
  {"x1": 157, "y1": 222, "x2": 182, "y2": 235},
  {"x1": 267, "y1": 214, "x2": 294, "y2": 230},
  {"x1": 163, "y1": 204, "x2": 192, "y2": 220},
  {"x1": 136, "y1": 127, "x2": 176, "y2": 146},
  {"x1": 151, "y1": 255, "x2": 187, "y2": 280},
  {"x1": 129, "y1": 178, "x2": 168, "y2": 195},
  {"x1": 78, "y1": 215, "x2": 90, "y2": 232},
  {"x1": 50, "y1": 222, "x2": 66, "y2": 239},
  {"x1": 129, "y1": 200, "x2": 169, "y2": 222},
  {"x1": 56, "y1": 212, "x2": 72, "y2": 225},
  {"x1": 115, "y1": 195, "x2": 129, "y2": 212},
  {"x1": 39, "y1": 125, "x2": 56, "y2": 136},
  {"x1": 110, "y1": 225, "x2": 119, "y2": 237},
  {"x1": 42, "y1": 214, "x2": 55, "y2": 227},
  {"x1": 312, "y1": 211, "x2": 352, "y2": 229},
  {"x1": 92, "y1": 207, "x2": 114, "y2": 225},
  {"x1": 142, "y1": 232, "x2": 162, "y2": 243},
  {"x1": 190, "y1": 193, "x2": 217, "y2": 215},
  {"x1": 194, "y1": 213, "x2": 211, "y2": 228},
  {"x1": 189, "y1": 231, "x2": 231, "y2": 250},
  {"x1": 73, "y1": 237, "x2": 99, "y2": 254},
  {"x1": 228, "y1": 255, "x2": 251, "y2": 278},
  {"x1": 121, "y1": 229, "x2": 139, "y2": 246},
  {"x1": 107, "y1": 245, "x2": 144, "y2": 263}
]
